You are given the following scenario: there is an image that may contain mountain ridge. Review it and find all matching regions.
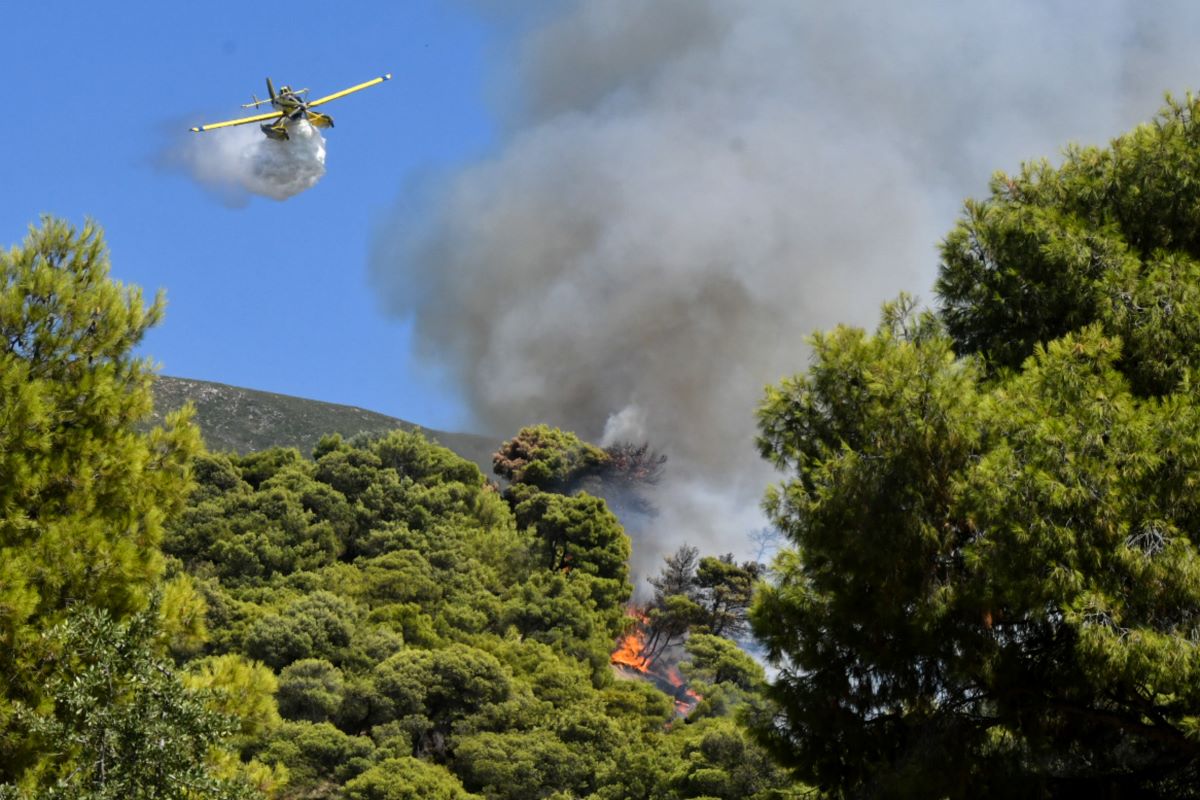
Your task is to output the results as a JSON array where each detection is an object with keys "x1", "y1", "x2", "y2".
[{"x1": 150, "y1": 375, "x2": 500, "y2": 473}]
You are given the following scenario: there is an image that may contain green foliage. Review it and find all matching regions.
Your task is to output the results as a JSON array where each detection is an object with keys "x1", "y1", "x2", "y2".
[
  {"x1": 678, "y1": 635, "x2": 768, "y2": 723},
  {"x1": 513, "y1": 491, "x2": 632, "y2": 611},
  {"x1": 373, "y1": 644, "x2": 512, "y2": 756},
  {"x1": 493, "y1": 425, "x2": 609, "y2": 491},
  {"x1": 185, "y1": 654, "x2": 281, "y2": 741},
  {"x1": 157, "y1": 422, "x2": 794, "y2": 798},
  {"x1": 244, "y1": 591, "x2": 358, "y2": 670},
  {"x1": 360, "y1": 550, "x2": 442, "y2": 607},
  {"x1": 158, "y1": 571, "x2": 210, "y2": 658},
  {"x1": 691, "y1": 556, "x2": 762, "y2": 638},
  {"x1": 344, "y1": 757, "x2": 478, "y2": 800},
  {"x1": 1, "y1": 604, "x2": 255, "y2": 800},
  {"x1": 499, "y1": 571, "x2": 618, "y2": 673},
  {"x1": 166, "y1": 465, "x2": 344, "y2": 585},
  {"x1": 585, "y1": 718, "x2": 796, "y2": 800},
  {"x1": 754, "y1": 295, "x2": 1200, "y2": 795},
  {"x1": 454, "y1": 730, "x2": 586, "y2": 800},
  {"x1": 235, "y1": 448, "x2": 304, "y2": 490},
  {"x1": 666, "y1": 719, "x2": 794, "y2": 800},
  {"x1": 308, "y1": 431, "x2": 507, "y2": 559},
  {"x1": 276, "y1": 659, "x2": 346, "y2": 723},
  {"x1": 188, "y1": 452, "x2": 252, "y2": 504},
  {"x1": 0, "y1": 218, "x2": 205, "y2": 787},
  {"x1": 598, "y1": 681, "x2": 676, "y2": 732},
  {"x1": 680, "y1": 634, "x2": 765, "y2": 694},
  {"x1": 256, "y1": 720, "x2": 373, "y2": 789},
  {"x1": 937, "y1": 92, "x2": 1200, "y2": 396}
]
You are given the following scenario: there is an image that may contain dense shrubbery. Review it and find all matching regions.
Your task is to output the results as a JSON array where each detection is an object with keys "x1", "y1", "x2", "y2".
[
  {"x1": 0, "y1": 218, "x2": 789, "y2": 799},
  {"x1": 160, "y1": 428, "x2": 791, "y2": 799}
]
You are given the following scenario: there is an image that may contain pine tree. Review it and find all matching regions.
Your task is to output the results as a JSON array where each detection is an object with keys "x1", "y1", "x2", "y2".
[
  {"x1": 0, "y1": 218, "x2": 200, "y2": 785},
  {"x1": 754, "y1": 92, "x2": 1200, "y2": 800}
]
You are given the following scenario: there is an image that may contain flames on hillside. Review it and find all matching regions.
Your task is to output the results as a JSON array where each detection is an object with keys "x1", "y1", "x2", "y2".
[{"x1": 611, "y1": 609, "x2": 701, "y2": 716}]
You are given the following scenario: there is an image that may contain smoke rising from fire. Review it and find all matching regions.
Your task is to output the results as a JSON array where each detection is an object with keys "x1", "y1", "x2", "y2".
[
  {"x1": 165, "y1": 119, "x2": 326, "y2": 206},
  {"x1": 371, "y1": 1, "x2": 1200, "y2": 571}
]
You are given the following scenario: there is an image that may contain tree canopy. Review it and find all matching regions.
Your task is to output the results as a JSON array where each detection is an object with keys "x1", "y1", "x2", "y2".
[
  {"x1": 0, "y1": 218, "x2": 266, "y2": 797},
  {"x1": 937, "y1": 92, "x2": 1200, "y2": 397},
  {"x1": 154, "y1": 425, "x2": 793, "y2": 799},
  {"x1": 753, "y1": 95, "x2": 1200, "y2": 798}
]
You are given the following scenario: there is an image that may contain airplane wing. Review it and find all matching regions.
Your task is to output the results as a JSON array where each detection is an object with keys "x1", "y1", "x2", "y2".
[
  {"x1": 190, "y1": 110, "x2": 284, "y2": 133},
  {"x1": 307, "y1": 73, "x2": 392, "y2": 108}
]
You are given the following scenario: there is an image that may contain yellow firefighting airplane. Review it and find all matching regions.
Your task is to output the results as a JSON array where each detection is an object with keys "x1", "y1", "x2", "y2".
[{"x1": 190, "y1": 73, "x2": 391, "y2": 140}]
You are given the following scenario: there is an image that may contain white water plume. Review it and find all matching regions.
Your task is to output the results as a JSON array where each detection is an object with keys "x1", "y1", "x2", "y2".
[{"x1": 168, "y1": 118, "x2": 326, "y2": 205}]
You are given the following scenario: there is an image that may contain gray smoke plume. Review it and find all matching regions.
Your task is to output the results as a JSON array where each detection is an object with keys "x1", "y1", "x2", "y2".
[
  {"x1": 372, "y1": 0, "x2": 1200, "y2": 575},
  {"x1": 166, "y1": 119, "x2": 325, "y2": 206}
]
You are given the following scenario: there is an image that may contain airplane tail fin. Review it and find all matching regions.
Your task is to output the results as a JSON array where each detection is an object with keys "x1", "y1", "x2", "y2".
[{"x1": 266, "y1": 77, "x2": 277, "y2": 102}]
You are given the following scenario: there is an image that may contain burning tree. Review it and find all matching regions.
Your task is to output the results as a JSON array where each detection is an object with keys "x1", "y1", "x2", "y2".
[
  {"x1": 640, "y1": 545, "x2": 702, "y2": 664},
  {"x1": 610, "y1": 608, "x2": 702, "y2": 716},
  {"x1": 610, "y1": 545, "x2": 766, "y2": 718}
]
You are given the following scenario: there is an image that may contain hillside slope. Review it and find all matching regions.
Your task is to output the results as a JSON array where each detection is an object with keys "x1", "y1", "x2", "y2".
[{"x1": 150, "y1": 375, "x2": 499, "y2": 471}]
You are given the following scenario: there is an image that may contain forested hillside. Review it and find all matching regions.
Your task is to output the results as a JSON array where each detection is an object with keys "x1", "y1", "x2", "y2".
[
  {"x1": 0, "y1": 218, "x2": 795, "y2": 799},
  {"x1": 11, "y1": 91, "x2": 1200, "y2": 800},
  {"x1": 160, "y1": 428, "x2": 792, "y2": 799}
]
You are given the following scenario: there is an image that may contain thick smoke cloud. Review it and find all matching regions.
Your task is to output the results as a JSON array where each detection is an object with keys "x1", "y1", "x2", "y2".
[
  {"x1": 372, "y1": 1, "x2": 1200, "y2": 571},
  {"x1": 164, "y1": 119, "x2": 326, "y2": 206}
]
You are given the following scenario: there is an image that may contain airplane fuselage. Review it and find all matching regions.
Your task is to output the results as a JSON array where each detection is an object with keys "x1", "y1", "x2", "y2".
[
  {"x1": 190, "y1": 72, "x2": 388, "y2": 138},
  {"x1": 260, "y1": 93, "x2": 334, "y2": 140},
  {"x1": 269, "y1": 93, "x2": 305, "y2": 116}
]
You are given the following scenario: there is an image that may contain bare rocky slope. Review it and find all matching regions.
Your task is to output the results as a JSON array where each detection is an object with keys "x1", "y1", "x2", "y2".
[{"x1": 150, "y1": 376, "x2": 499, "y2": 473}]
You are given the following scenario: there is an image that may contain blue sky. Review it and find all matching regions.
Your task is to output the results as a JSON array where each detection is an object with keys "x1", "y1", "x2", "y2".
[{"x1": 1, "y1": 1, "x2": 497, "y2": 431}]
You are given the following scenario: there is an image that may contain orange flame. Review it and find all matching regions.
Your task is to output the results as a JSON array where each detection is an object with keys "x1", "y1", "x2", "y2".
[
  {"x1": 611, "y1": 609, "x2": 653, "y2": 672},
  {"x1": 664, "y1": 664, "x2": 684, "y2": 687},
  {"x1": 610, "y1": 607, "x2": 702, "y2": 716},
  {"x1": 674, "y1": 688, "x2": 702, "y2": 716},
  {"x1": 663, "y1": 663, "x2": 702, "y2": 714}
]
